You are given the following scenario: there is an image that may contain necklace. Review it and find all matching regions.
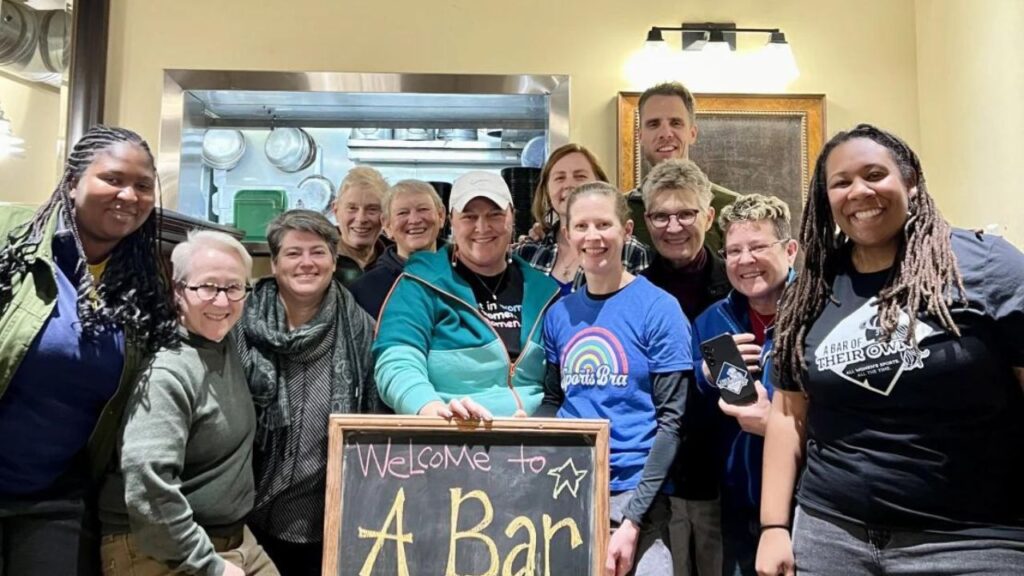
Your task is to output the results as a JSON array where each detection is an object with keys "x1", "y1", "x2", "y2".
[
  {"x1": 467, "y1": 265, "x2": 508, "y2": 302},
  {"x1": 749, "y1": 308, "x2": 776, "y2": 334},
  {"x1": 553, "y1": 244, "x2": 580, "y2": 280}
]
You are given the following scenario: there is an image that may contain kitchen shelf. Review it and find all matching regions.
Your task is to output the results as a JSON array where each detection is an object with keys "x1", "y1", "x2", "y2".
[
  {"x1": 346, "y1": 139, "x2": 525, "y2": 150},
  {"x1": 346, "y1": 139, "x2": 524, "y2": 165}
]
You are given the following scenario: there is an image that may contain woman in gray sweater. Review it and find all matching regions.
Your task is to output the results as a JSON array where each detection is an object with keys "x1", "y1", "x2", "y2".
[{"x1": 98, "y1": 231, "x2": 278, "y2": 576}]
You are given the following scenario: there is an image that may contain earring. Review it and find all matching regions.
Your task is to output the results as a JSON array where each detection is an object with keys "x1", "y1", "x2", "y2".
[
  {"x1": 506, "y1": 246, "x2": 513, "y2": 264},
  {"x1": 451, "y1": 243, "x2": 458, "y2": 268}
]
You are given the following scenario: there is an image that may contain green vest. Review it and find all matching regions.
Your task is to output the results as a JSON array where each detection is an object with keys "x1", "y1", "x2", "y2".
[{"x1": 0, "y1": 204, "x2": 147, "y2": 480}]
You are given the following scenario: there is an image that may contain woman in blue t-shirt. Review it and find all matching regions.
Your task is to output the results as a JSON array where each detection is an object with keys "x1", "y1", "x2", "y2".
[
  {"x1": 759, "y1": 124, "x2": 1024, "y2": 576},
  {"x1": 537, "y1": 181, "x2": 693, "y2": 576}
]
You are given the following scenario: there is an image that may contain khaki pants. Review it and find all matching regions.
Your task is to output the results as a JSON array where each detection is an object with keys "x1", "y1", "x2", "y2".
[{"x1": 101, "y1": 525, "x2": 279, "y2": 576}]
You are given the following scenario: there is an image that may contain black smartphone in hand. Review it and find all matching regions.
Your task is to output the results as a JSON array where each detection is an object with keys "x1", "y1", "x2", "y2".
[{"x1": 700, "y1": 333, "x2": 757, "y2": 406}]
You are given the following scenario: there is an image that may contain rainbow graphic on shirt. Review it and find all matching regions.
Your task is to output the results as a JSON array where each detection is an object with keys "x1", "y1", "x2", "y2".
[{"x1": 560, "y1": 327, "x2": 630, "y2": 387}]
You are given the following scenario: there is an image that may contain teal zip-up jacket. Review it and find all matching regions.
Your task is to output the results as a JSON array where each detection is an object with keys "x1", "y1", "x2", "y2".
[
  {"x1": 0, "y1": 203, "x2": 145, "y2": 481},
  {"x1": 373, "y1": 246, "x2": 559, "y2": 417}
]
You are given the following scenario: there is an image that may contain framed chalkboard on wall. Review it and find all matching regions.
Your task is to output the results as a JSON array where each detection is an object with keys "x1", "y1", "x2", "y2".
[
  {"x1": 322, "y1": 415, "x2": 610, "y2": 576},
  {"x1": 617, "y1": 93, "x2": 826, "y2": 235}
]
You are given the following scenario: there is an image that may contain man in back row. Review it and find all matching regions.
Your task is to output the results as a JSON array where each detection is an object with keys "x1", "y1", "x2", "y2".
[{"x1": 628, "y1": 81, "x2": 740, "y2": 253}]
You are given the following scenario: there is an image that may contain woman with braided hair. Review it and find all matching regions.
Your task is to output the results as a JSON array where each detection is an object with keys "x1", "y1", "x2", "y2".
[
  {"x1": 0, "y1": 125, "x2": 178, "y2": 574},
  {"x1": 756, "y1": 124, "x2": 1024, "y2": 576}
]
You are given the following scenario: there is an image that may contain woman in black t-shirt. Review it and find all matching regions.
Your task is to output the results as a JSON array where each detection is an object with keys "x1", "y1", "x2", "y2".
[{"x1": 757, "y1": 124, "x2": 1024, "y2": 576}]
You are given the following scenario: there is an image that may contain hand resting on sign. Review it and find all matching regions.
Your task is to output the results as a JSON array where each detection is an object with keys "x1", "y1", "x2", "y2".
[{"x1": 418, "y1": 397, "x2": 499, "y2": 421}]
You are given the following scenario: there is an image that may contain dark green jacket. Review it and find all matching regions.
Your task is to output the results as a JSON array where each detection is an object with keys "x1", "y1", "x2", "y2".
[{"x1": 0, "y1": 204, "x2": 147, "y2": 481}]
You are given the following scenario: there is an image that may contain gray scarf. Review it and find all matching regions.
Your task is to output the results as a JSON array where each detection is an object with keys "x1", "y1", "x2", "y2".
[{"x1": 236, "y1": 277, "x2": 383, "y2": 451}]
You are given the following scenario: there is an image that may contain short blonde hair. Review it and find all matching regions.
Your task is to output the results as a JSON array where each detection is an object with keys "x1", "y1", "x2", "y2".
[
  {"x1": 383, "y1": 179, "x2": 445, "y2": 218},
  {"x1": 718, "y1": 193, "x2": 792, "y2": 241},
  {"x1": 565, "y1": 182, "x2": 630, "y2": 227},
  {"x1": 339, "y1": 165, "x2": 388, "y2": 199},
  {"x1": 641, "y1": 159, "x2": 712, "y2": 210},
  {"x1": 170, "y1": 230, "x2": 252, "y2": 284}
]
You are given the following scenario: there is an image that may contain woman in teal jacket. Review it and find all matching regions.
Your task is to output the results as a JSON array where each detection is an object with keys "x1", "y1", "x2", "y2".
[
  {"x1": 0, "y1": 126, "x2": 178, "y2": 575},
  {"x1": 373, "y1": 171, "x2": 558, "y2": 419}
]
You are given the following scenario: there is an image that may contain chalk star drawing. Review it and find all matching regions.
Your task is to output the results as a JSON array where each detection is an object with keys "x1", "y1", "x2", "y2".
[{"x1": 547, "y1": 457, "x2": 588, "y2": 500}]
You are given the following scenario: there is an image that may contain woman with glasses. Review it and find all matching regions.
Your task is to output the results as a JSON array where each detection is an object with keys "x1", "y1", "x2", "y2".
[
  {"x1": 638, "y1": 158, "x2": 730, "y2": 576},
  {"x1": 99, "y1": 230, "x2": 278, "y2": 576},
  {"x1": 538, "y1": 182, "x2": 691, "y2": 576},
  {"x1": 689, "y1": 194, "x2": 798, "y2": 576},
  {"x1": 0, "y1": 126, "x2": 179, "y2": 575},
  {"x1": 515, "y1": 143, "x2": 651, "y2": 295},
  {"x1": 235, "y1": 209, "x2": 382, "y2": 576}
]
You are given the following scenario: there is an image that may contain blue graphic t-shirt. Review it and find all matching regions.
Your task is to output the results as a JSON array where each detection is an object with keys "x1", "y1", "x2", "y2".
[{"x1": 543, "y1": 276, "x2": 692, "y2": 491}]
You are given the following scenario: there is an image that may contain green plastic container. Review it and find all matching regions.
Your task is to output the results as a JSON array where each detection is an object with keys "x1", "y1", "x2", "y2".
[{"x1": 233, "y1": 189, "x2": 287, "y2": 242}]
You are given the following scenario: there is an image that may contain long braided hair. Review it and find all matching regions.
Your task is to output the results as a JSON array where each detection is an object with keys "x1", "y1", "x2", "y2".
[
  {"x1": 773, "y1": 124, "x2": 965, "y2": 390},
  {"x1": 0, "y1": 125, "x2": 179, "y2": 355}
]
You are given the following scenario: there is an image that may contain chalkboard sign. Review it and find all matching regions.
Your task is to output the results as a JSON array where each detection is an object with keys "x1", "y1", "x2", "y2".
[{"x1": 323, "y1": 416, "x2": 610, "y2": 576}]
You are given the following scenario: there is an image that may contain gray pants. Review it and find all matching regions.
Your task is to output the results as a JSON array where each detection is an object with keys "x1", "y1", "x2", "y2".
[
  {"x1": 611, "y1": 491, "x2": 673, "y2": 576},
  {"x1": 792, "y1": 505, "x2": 1024, "y2": 575},
  {"x1": 668, "y1": 495, "x2": 722, "y2": 576}
]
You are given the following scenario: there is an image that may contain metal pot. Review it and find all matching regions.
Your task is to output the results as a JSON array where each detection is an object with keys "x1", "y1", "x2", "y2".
[
  {"x1": 395, "y1": 128, "x2": 436, "y2": 141},
  {"x1": 201, "y1": 129, "x2": 246, "y2": 170},
  {"x1": 350, "y1": 128, "x2": 393, "y2": 140},
  {"x1": 265, "y1": 127, "x2": 315, "y2": 173},
  {"x1": 292, "y1": 145, "x2": 335, "y2": 213},
  {"x1": 437, "y1": 129, "x2": 477, "y2": 141}
]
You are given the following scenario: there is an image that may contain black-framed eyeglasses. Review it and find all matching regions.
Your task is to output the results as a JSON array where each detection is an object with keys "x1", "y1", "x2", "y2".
[
  {"x1": 718, "y1": 239, "x2": 789, "y2": 262},
  {"x1": 180, "y1": 283, "x2": 251, "y2": 302},
  {"x1": 645, "y1": 209, "x2": 701, "y2": 228}
]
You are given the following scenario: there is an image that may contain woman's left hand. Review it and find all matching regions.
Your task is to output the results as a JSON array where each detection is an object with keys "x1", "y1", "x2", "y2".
[
  {"x1": 448, "y1": 397, "x2": 494, "y2": 421},
  {"x1": 605, "y1": 519, "x2": 640, "y2": 576}
]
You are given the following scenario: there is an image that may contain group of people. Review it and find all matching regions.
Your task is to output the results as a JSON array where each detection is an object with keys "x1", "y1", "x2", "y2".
[{"x1": 0, "y1": 79, "x2": 1022, "y2": 576}]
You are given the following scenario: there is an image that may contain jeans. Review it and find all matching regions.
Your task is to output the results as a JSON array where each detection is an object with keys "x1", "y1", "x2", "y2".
[
  {"x1": 668, "y1": 495, "x2": 723, "y2": 576},
  {"x1": 0, "y1": 462, "x2": 99, "y2": 576},
  {"x1": 0, "y1": 493, "x2": 98, "y2": 576},
  {"x1": 792, "y1": 505, "x2": 1024, "y2": 576},
  {"x1": 720, "y1": 499, "x2": 757, "y2": 576},
  {"x1": 611, "y1": 491, "x2": 674, "y2": 576}
]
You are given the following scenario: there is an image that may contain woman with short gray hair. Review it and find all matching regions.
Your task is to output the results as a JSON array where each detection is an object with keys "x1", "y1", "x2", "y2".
[
  {"x1": 349, "y1": 179, "x2": 447, "y2": 318},
  {"x1": 100, "y1": 230, "x2": 278, "y2": 576},
  {"x1": 235, "y1": 209, "x2": 384, "y2": 576}
]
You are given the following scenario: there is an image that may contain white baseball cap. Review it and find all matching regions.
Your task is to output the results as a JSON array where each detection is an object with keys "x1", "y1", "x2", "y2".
[{"x1": 449, "y1": 171, "x2": 513, "y2": 212}]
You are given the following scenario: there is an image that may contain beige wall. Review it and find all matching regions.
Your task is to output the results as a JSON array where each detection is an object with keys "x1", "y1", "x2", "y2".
[
  {"x1": 0, "y1": 74, "x2": 61, "y2": 204},
  {"x1": 916, "y1": 0, "x2": 1024, "y2": 247},
  {"x1": 103, "y1": 0, "x2": 921, "y2": 190}
]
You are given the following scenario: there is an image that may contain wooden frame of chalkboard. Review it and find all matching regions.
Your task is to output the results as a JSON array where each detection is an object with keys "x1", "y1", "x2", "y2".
[
  {"x1": 617, "y1": 93, "x2": 826, "y2": 235},
  {"x1": 323, "y1": 415, "x2": 610, "y2": 576}
]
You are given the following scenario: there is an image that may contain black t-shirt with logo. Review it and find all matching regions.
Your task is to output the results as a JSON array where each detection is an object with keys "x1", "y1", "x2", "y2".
[
  {"x1": 455, "y1": 261, "x2": 524, "y2": 361},
  {"x1": 778, "y1": 230, "x2": 1024, "y2": 536}
]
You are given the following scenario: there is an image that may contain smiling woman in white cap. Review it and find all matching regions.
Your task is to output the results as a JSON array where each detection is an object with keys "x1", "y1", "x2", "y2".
[{"x1": 373, "y1": 170, "x2": 559, "y2": 420}]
